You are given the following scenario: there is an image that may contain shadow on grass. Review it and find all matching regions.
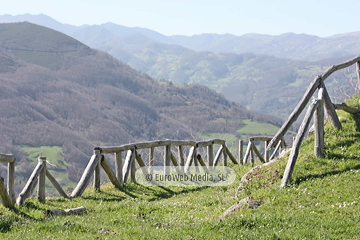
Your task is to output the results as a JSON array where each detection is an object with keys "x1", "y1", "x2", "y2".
[
  {"x1": 294, "y1": 163, "x2": 360, "y2": 185},
  {"x1": 81, "y1": 191, "x2": 128, "y2": 202}
]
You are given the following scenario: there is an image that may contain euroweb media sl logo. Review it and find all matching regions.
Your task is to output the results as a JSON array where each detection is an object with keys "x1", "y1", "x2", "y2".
[{"x1": 135, "y1": 166, "x2": 236, "y2": 187}]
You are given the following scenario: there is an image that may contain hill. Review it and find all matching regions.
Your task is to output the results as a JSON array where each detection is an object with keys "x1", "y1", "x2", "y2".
[
  {"x1": 0, "y1": 94, "x2": 359, "y2": 239},
  {"x1": 0, "y1": 22, "x2": 282, "y2": 192},
  {"x1": 1, "y1": 15, "x2": 359, "y2": 119}
]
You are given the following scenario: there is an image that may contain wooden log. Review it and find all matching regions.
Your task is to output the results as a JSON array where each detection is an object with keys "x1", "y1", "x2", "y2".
[
  {"x1": 225, "y1": 146, "x2": 238, "y2": 164},
  {"x1": 314, "y1": 93, "x2": 324, "y2": 158},
  {"x1": 193, "y1": 148, "x2": 199, "y2": 172},
  {"x1": 93, "y1": 160, "x2": 101, "y2": 191},
  {"x1": 252, "y1": 143, "x2": 265, "y2": 163},
  {"x1": 38, "y1": 156, "x2": 47, "y2": 203},
  {"x1": 196, "y1": 139, "x2": 225, "y2": 148},
  {"x1": 268, "y1": 76, "x2": 322, "y2": 150},
  {"x1": 98, "y1": 139, "x2": 225, "y2": 154},
  {"x1": 134, "y1": 151, "x2": 150, "y2": 177},
  {"x1": 164, "y1": 145, "x2": 171, "y2": 175},
  {"x1": 222, "y1": 146, "x2": 228, "y2": 166},
  {"x1": 0, "y1": 154, "x2": 15, "y2": 163},
  {"x1": 122, "y1": 150, "x2": 134, "y2": 183},
  {"x1": 242, "y1": 141, "x2": 252, "y2": 165},
  {"x1": 239, "y1": 140, "x2": 243, "y2": 164},
  {"x1": 130, "y1": 151, "x2": 136, "y2": 183},
  {"x1": 334, "y1": 102, "x2": 360, "y2": 114},
  {"x1": 357, "y1": 61, "x2": 360, "y2": 90},
  {"x1": 269, "y1": 139, "x2": 283, "y2": 160},
  {"x1": 149, "y1": 147, "x2": 154, "y2": 173},
  {"x1": 250, "y1": 141, "x2": 254, "y2": 165},
  {"x1": 184, "y1": 146, "x2": 196, "y2": 173},
  {"x1": 207, "y1": 144, "x2": 214, "y2": 169},
  {"x1": 280, "y1": 99, "x2": 319, "y2": 189},
  {"x1": 249, "y1": 137, "x2": 272, "y2": 142},
  {"x1": 7, "y1": 161, "x2": 15, "y2": 205},
  {"x1": 115, "y1": 151, "x2": 123, "y2": 185},
  {"x1": 71, "y1": 150, "x2": 101, "y2": 198},
  {"x1": 0, "y1": 177, "x2": 12, "y2": 208},
  {"x1": 321, "y1": 83, "x2": 342, "y2": 129},
  {"x1": 170, "y1": 153, "x2": 184, "y2": 175},
  {"x1": 45, "y1": 169, "x2": 68, "y2": 198},
  {"x1": 196, "y1": 154, "x2": 209, "y2": 173},
  {"x1": 100, "y1": 156, "x2": 122, "y2": 189},
  {"x1": 17, "y1": 160, "x2": 44, "y2": 205},
  {"x1": 213, "y1": 145, "x2": 225, "y2": 166},
  {"x1": 44, "y1": 206, "x2": 86, "y2": 217},
  {"x1": 264, "y1": 141, "x2": 270, "y2": 162},
  {"x1": 178, "y1": 145, "x2": 185, "y2": 171}
]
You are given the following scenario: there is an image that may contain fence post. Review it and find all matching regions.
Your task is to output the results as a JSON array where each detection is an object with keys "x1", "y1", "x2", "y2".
[
  {"x1": 239, "y1": 140, "x2": 243, "y2": 164},
  {"x1": 7, "y1": 160, "x2": 15, "y2": 205},
  {"x1": 314, "y1": 96, "x2": 324, "y2": 158},
  {"x1": 93, "y1": 159, "x2": 101, "y2": 191},
  {"x1": 281, "y1": 99, "x2": 319, "y2": 189},
  {"x1": 164, "y1": 145, "x2": 171, "y2": 175},
  {"x1": 38, "y1": 156, "x2": 47, "y2": 203},
  {"x1": 115, "y1": 151, "x2": 123, "y2": 185},
  {"x1": 208, "y1": 144, "x2": 214, "y2": 170}
]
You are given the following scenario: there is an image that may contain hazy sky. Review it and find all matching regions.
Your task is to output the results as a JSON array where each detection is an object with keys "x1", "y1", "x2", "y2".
[{"x1": 2, "y1": 0, "x2": 359, "y2": 37}]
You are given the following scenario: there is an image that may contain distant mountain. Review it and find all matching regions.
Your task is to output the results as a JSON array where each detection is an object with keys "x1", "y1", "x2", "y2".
[
  {"x1": 2, "y1": 14, "x2": 360, "y2": 61},
  {"x1": 0, "y1": 22, "x2": 281, "y2": 188},
  {"x1": 1, "y1": 14, "x2": 358, "y2": 119}
]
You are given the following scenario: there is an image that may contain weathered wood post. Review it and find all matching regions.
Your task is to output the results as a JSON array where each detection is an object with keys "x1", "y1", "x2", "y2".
[
  {"x1": 280, "y1": 99, "x2": 319, "y2": 189},
  {"x1": 93, "y1": 158, "x2": 101, "y2": 191},
  {"x1": 38, "y1": 156, "x2": 47, "y2": 203},
  {"x1": 242, "y1": 141, "x2": 252, "y2": 165},
  {"x1": 315, "y1": 84, "x2": 325, "y2": 158},
  {"x1": 178, "y1": 146, "x2": 185, "y2": 172},
  {"x1": 185, "y1": 146, "x2": 196, "y2": 173},
  {"x1": 213, "y1": 145, "x2": 225, "y2": 166},
  {"x1": 101, "y1": 156, "x2": 122, "y2": 189},
  {"x1": 45, "y1": 169, "x2": 68, "y2": 198},
  {"x1": 115, "y1": 151, "x2": 123, "y2": 186},
  {"x1": 222, "y1": 145, "x2": 228, "y2": 166},
  {"x1": 207, "y1": 144, "x2": 214, "y2": 170},
  {"x1": 122, "y1": 149, "x2": 134, "y2": 183},
  {"x1": 0, "y1": 154, "x2": 16, "y2": 205},
  {"x1": 164, "y1": 145, "x2": 171, "y2": 175},
  {"x1": 264, "y1": 141, "x2": 270, "y2": 162},
  {"x1": 0, "y1": 177, "x2": 12, "y2": 208},
  {"x1": 149, "y1": 147, "x2": 154, "y2": 174},
  {"x1": 130, "y1": 151, "x2": 136, "y2": 182},
  {"x1": 17, "y1": 159, "x2": 45, "y2": 205},
  {"x1": 225, "y1": 146, "x2": 238, "y2": 164},
  {"x1": 71, "y1": 149, "x2": 101, "y2": 197},
  {"x1": 239, "y1": 140, "x2": 244, "y2": 164}
]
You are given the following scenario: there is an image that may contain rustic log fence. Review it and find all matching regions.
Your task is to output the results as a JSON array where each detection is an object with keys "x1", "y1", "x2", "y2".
[
  {"x1": 71, "y1": 139, "x2": 239, "y2": 197},
  {"x1": 16, "y1": 156, "x2": 68, "y2": 206},
  {"x1": 263, "y1": 55, "x2": 360, "y2": 189}
]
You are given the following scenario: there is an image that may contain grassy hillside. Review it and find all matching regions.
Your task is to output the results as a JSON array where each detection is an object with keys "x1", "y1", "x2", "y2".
[{"x1": 1, "y1": 95, "x2": 359, "y2": 239}]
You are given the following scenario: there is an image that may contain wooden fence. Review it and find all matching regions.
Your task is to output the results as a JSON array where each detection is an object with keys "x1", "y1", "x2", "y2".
[
  {"x1": 264, "y1": 55, "x2": 360, "y2": 189},
  {"x1": 71, "y1": 139, "x2": 239, "y2": 197}
]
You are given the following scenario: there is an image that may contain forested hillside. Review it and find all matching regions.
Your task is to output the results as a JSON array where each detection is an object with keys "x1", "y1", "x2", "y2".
[{"x1": 0, "y1": 22, "x2": 282, "y2": 191}]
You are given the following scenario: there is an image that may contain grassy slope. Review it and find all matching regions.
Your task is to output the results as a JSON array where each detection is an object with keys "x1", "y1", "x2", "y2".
[{"x1": 1, "y1": 96, "x2": 360, "y2": 239}]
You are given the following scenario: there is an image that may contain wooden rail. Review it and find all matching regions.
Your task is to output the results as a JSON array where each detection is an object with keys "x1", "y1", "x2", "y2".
[{"x1": 71, "y1": 139, "x2": 238, "y2": 197}]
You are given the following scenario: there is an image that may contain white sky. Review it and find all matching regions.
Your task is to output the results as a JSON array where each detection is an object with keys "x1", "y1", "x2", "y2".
[{"x1": 1, "y1": 0, "x2": 359, "y2": 37}]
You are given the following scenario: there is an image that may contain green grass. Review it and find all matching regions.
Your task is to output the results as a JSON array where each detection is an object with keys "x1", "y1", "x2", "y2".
[
  {"x1": 237, "y1": 119, "x2": 280, "y2": 135},
  {"x1": 1, "y1": 96, "x2": 360, "y2": 239}
]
